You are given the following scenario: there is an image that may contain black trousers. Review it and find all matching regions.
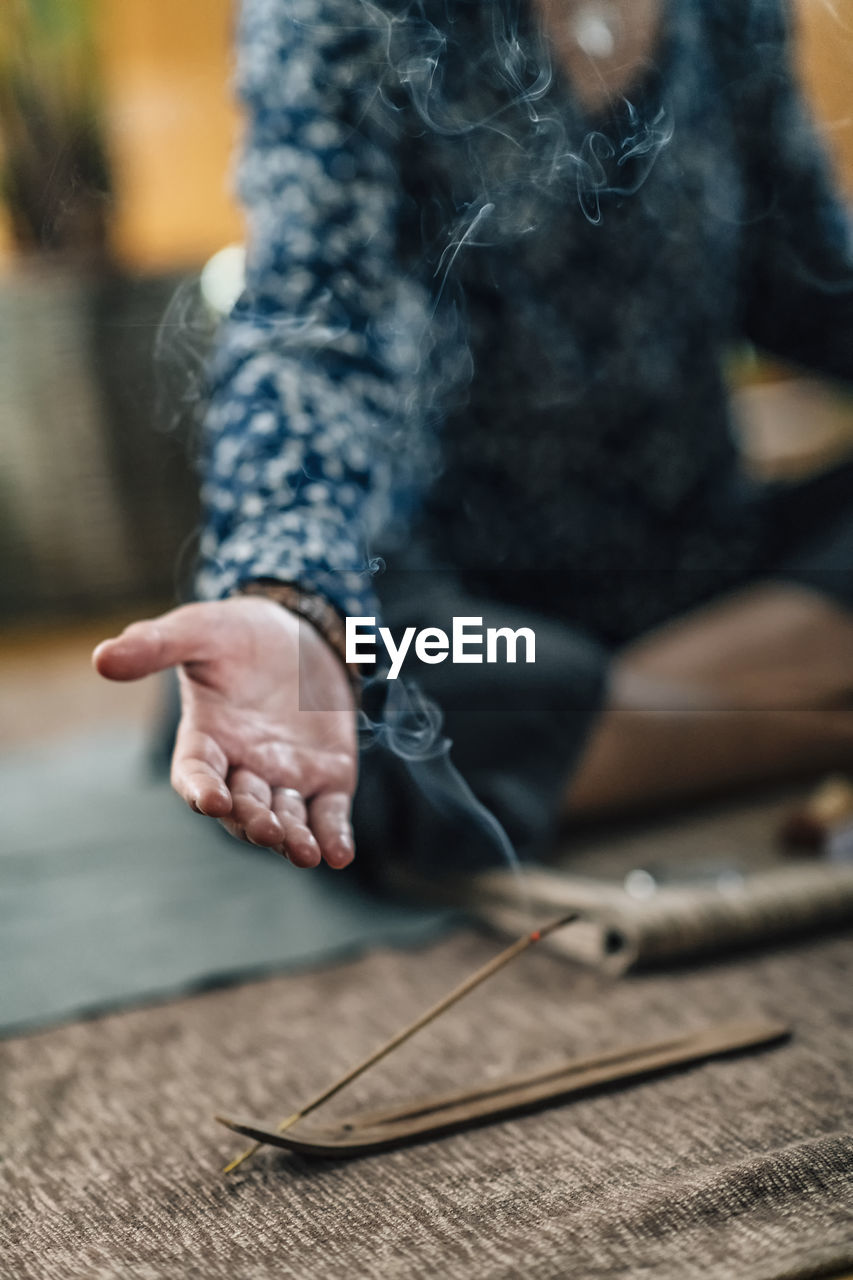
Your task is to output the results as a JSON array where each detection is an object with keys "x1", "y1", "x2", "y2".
[{"x1": 352, "y1": 459, "x2": 853, "y2": 882}]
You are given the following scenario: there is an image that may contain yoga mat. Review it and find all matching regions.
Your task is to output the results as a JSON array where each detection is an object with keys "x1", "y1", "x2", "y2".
[{"x1": 0, "y1": 728, "x2": 452, "y2": 1036}]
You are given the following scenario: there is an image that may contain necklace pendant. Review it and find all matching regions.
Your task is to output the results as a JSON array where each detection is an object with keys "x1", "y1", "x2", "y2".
[{"x1": 572, "y1": 2, "x2": 618, "y2": 59}]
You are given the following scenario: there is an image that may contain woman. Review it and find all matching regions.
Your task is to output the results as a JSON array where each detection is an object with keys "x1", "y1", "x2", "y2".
[{"x1": 94, "y1": 0, "x2": 853, "y2": 876}]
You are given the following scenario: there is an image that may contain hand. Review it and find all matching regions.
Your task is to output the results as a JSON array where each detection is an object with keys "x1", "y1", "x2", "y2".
[{"x1": 93, "y1": 597, "x2": 357, "y2": 868}]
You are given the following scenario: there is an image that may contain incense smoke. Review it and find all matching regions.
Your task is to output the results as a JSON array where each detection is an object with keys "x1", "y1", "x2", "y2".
[
  {"x1": 153, "y1": 275, "x2": 217, "y2": 437},
  {"x1": 358, "y1": 670, "x2": 525, "y2": 881}
]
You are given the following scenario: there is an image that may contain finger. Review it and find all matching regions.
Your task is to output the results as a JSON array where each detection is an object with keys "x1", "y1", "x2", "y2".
[
  {"x1": 171, "y1": 726, "x2": 232, "y2": 818},
  {"x1": 250, "y1": 741, "x2": 351, "y2": 802},
  {"x1": 308, "y1": 792, "x2": 355, "y2": 869},
  {"x1": 271, "y1": 787, "x2": 321, "y2": 869},
  {"x1": 229, "y1": 768, "x2": 284, "y2": 849},
  {"x1": 92, "y1": 604, "x2": 213, "y2": 682},
  {"x1": 218, "y1": 815, "x2": 248, "y2": 845}
]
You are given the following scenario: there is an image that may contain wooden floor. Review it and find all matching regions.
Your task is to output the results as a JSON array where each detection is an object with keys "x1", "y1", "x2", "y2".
[{"x1": 0, "y1": 605, "x2": 168, "y2": 751}]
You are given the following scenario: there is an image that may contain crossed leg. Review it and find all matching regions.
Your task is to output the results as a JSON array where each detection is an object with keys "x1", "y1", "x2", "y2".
[{"x1": 565, "y1": 582, "x2": 853, "y2": 818}]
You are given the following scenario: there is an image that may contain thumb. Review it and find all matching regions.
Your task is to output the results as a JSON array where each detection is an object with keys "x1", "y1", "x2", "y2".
[{"x1": 92, "y1": 605, "x2": 212, "y2": 682}]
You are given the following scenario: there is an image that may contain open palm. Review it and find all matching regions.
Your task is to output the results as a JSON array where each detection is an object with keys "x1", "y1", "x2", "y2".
[{"x1": 93, "y1": 597, "x2": 357, "y2": 868}]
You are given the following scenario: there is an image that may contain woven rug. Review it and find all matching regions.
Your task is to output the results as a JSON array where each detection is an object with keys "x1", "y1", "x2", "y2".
[{"x1": 3, "y1": 918, "x2": 853, "y2": 1279}]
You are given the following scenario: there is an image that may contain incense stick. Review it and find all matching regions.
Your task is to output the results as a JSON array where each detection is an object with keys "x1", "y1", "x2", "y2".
[{"x1": 218, "y1": 912, "x2": 578, "y2": 1174}]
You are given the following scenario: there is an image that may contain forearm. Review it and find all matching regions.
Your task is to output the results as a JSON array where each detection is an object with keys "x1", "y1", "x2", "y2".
[{"x1": 196, "y1": 0, "x2": 429, "y2": 617}]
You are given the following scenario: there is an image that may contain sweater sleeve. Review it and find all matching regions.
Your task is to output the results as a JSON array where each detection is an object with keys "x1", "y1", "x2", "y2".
[
  {"x1": 737, "y1": 0, "x2": 853, "y2": 384},
  {"x1": 195, "y1": 0, "x2": 427, "y2": 618}
]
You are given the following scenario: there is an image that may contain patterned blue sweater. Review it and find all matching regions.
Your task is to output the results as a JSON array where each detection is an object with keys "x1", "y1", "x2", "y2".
[{"x1": 197, "y1": 0, "x2": 853, "y2": 642}]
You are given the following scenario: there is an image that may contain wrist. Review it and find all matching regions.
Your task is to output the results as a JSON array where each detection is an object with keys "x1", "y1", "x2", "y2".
[{"x1": 232, "y1": 579, "x2": 362, "y2": 701}]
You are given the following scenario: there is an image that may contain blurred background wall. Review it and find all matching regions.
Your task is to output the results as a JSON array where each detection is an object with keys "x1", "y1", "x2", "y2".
[
  {"x1": 0, "y1": 0, "x2": 851, "y2": 634},
  {"x1": 0, "y1": 0, "x2": 242, "y2": 625},
  {"x1": 93, "y1": 0, "x2": 244, "y2": 272}
]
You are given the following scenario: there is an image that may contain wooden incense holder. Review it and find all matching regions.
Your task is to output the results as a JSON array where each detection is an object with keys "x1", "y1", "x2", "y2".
[
  {"x1": 217, "y1": 1017, "x2": 788, "y2": 1159},
  {"x1": 219, "y1": 914, "x2": 579, "y2": 1173}
]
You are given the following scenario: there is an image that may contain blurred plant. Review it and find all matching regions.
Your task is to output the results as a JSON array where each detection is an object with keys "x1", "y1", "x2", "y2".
[{"x1": 0, "y1": 0, "x2": 111, "y2": 257}]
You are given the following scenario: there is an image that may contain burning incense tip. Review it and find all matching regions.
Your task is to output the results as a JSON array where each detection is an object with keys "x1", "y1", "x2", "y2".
[{"x1": 535, "y1": 913, "x2": 578, "y2": 940}]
